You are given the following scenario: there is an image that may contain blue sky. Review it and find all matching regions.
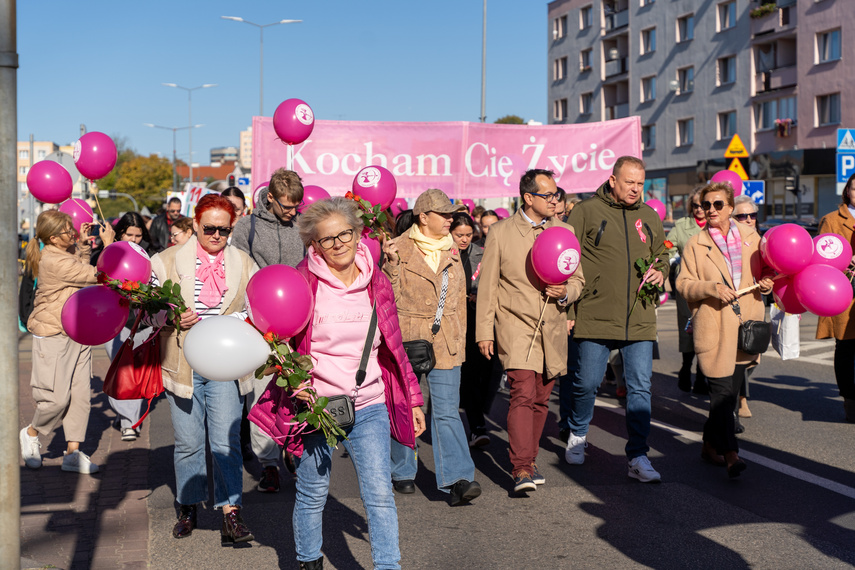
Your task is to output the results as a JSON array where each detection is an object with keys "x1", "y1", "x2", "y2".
[{"x1": 17, "y1": 1, "x2": 549, "y2": 163}]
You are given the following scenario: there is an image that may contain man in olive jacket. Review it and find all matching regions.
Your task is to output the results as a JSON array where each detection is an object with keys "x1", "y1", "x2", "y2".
[
  {"x1": 476, "y1": 169, "x2": 585, "y2": 494},
  {"x1": 565, "y1": 156, "x2": 669, "y2": 483}
]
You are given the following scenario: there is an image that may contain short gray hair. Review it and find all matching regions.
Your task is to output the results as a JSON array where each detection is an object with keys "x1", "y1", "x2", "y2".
[
  {"x1": 733, "y1": 195, "x2": 758, "y2": 212},
  {"x1": 297, "y1": 197, "x2": 365, "y2": 247}
]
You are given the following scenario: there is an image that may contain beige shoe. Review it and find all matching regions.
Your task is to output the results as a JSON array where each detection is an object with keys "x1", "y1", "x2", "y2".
[{"x1": 738, "y1": 396, "x2": 752, "y2": 418}]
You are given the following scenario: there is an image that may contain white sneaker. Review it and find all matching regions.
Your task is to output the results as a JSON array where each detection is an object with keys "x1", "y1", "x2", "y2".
[
  {"x1": 628, "y1": 455, "x2": 661, "y2": 483},
  {"x1": 564, "y1": 433, "x2": 587, "y2": 465},
  {"x1": 20, "y1": 427, "x2": 42, "y2": 469},
  {"x1": 62, "y1": 450, "x2": 99, "y2": 474},
  {"x1": 121, "y1": 428, "x2": 138, "y2": 441}
]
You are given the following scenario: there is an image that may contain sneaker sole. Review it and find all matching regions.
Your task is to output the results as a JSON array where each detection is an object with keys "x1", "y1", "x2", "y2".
[
  {"x1": 469, "y1": 436, "x2": 490, "y2": 448},
  {"x1": 514, "y1": 482, "x2": 537, "y2": 493},
  {"x1": 62, "y1": 465, "x2": 99, "y2": 474},
  {"x1": 564, "y1": 452, "x2": 584, "y2": 465},
  {"x1": 256, "y1": 485, "x2": 280, "y2": 493},
  {"x1": 628, "y1": 470, "x2": 660, "y2": 483}
]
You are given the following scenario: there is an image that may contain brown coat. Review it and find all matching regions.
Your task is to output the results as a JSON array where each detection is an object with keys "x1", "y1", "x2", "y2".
[
  {"x1": 383, "y1": 234, "x2": 467, "y2": 370},
  {"x1": 677, "y1": 222, "x2": 770, "y2": 379},
  {"x1": 28, "y1": 242, "x2": 98, "y2": 337},
  {"x1": 475, "y1": 209, "x2": 585, "y2": 379},
  {"x1": 816, "y1": 204, "x2": 855, "y2": 340},
  {"x1": 150, "y1": 236, "x2": 259, "y2": 398}
]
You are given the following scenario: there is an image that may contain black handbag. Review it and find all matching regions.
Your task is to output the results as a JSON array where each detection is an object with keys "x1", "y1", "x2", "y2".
[
  {"x1": 402, "y1": 267, "x2": 449, "y2": 377},
  {"x1": 732, "y1": 301, "x2": 771, "y2": 355}
]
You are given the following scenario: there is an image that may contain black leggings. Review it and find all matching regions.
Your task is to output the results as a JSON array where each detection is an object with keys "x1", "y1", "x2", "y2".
[
  {"x1": 703, "y1": 364, "x2": 748, "y2": 455},
  {"x1": 834, "y1": 339, "x2": 855, "y2": 400}
]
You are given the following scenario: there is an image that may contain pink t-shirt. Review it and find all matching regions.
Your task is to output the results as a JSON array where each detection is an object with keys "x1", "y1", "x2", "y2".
[{"x1": 306, "y1": 242, "x2": 384, "y2": 410}]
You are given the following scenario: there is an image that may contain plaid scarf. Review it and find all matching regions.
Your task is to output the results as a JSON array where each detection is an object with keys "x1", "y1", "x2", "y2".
[{"x1": 709, "y1": 225, "x2": 742, "y2": 290}]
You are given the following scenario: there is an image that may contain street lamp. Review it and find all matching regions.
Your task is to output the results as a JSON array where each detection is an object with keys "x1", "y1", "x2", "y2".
[
  {"x1": 161, "y1": 83, "x2": 217, "y2": 184},
  {"x1": 143, "y1": 123, "x2": 204, "y2": 194},
  {"x1": 221, "y1": 16, "x2": 302, "y2": 116},
  {"x1": 480, "y1": 0, "x2": 487, "y2": 123}
]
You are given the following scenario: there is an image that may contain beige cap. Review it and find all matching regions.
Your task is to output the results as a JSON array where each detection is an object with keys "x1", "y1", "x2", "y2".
[{"x1": 412, "y1": 188, "x2": 467, "y2": 216}]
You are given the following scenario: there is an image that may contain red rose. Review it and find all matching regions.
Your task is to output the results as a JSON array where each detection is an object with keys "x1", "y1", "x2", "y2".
[
  {"x1": 263, "y1": 332, "x2": 275, "y2": 343},
  {"x1": 664, "y1": 240, "x2": 674, "y2": 249}
]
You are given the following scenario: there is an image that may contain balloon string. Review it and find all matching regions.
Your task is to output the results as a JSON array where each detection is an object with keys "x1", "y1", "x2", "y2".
[{"x1": 90, "y1": 180, "x2": 107, "y2": 229}]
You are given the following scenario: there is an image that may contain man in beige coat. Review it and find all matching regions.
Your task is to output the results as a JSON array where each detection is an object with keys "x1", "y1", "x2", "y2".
[{"x1": 476, "y1": 169, "x2": 584, "y2": 494}]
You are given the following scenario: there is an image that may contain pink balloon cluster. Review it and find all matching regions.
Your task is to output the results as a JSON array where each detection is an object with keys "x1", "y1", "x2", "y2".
[
  {"x1": 96, "y1": 241, "x2": 152, "y2": 284},
  {"x1": 531, "y1": 226, "x2": 581, "y2": 285},
  {"x1": 245, "y1": 265, "x2": 313, "y2": 338},
  {"x1": 61, "y1": 286, "x2": 129, "y2": 346}
]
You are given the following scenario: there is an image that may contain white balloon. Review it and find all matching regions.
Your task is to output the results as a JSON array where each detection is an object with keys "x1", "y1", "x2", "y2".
[{"x1": 183, "y1": 316, "x2": 270, "y2": 382}]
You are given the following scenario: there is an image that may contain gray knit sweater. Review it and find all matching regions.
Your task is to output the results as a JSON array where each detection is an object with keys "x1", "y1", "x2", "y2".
[{"x1": 231, "y1": 188, "x2": 306, "y2": 268}]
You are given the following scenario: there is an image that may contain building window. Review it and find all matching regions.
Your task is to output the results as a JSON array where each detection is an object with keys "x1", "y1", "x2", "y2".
[
  {"x1": 817, "y1": 29, "x2": 841, "y2": 63},
  {"x1": 817, "y1": 93, "x2": 841, "y2": 126},
  {"x1": 718, "y1": 1, "x2": 736, "y2": 32},
  {"x1": 640, "y1": 0, "x2": 655, "y2": 6},
  {"x1": 19, "y1": 166, "x2": 27, "y2": 175},
  {"x1": 778, "y1": 96, "x2": 797, "y2": 123},
  {"x1": 580, "y1": 5, "x2": 592, "y2": 29},
  {"x1": 19, "y1": 149, "x2": 28, "y2": 160},
  {"x1": 553, "y1": 15, "x2": 567, "y2": 39},
  {"x1": 641, "y1": 76, "x2": 656, "y2": 102},
  {"x1": 641, "y1": 124, "x2": 656, "y2": 150},
  {"x1": 641, "y1": 27, "x2": 656, "y2": 55},
  {"x1": 553, "y1": 57, "x2": 568, "y2": 81},
  {"x1": 717, "y1": 56, "x2": 736, "y2": 85},
  {"x1": 37, "y1": 150, "x2": 46, "y2": 159},
  {"x1": 678, "y1": 66, "x2": 694, "y2": 94},
  {"x1": 678, "y1": 118, "x2": 694, "y2": 146},
  {"x1": 554, "y1": 98, "x2": 568, "y2": 121},
  {"x1": 755, "y1": 100, "x2": 777, "y2": 130},
  {"x1": 718, "y1": 111, "x2": 736, "y2": 140},
  {"x1": 580, "y1": 92, "x2": 593, "y2": 115},
  {"x1": 677, "y1": 14, "x2": 694, "y2": 42},
  {"x1": 580, "y1": 49, "x2": 592, "y2": 72}
]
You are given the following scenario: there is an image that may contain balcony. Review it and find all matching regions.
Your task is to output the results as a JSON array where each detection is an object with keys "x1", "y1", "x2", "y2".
[
  {"x1": 605, "y1": 57, "x2": 627, "y2": 78},
  {"x1": 605, "y1": 103, "x2": 629, "y2": 120},
  {"x1": 755, "y1": 65, "x2": 797, "y2": 93},
  {"x1": 605, "y1": 9, "x2": 629, "y2": 32},
  {"x1": 751, "y1": 5, "x2": 797, "y2": 38}
]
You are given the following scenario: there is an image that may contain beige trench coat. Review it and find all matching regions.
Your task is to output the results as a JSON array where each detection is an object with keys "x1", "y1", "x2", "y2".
[{"x1": 815, "y1": 204, "x2": 855, "y2": 340}]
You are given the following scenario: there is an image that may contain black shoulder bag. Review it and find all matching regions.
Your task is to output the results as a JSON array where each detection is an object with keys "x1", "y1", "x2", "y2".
[
  {"x1": 323, "y1": 304, "x2": 378, "y2": 429},
  {"x1": 402, "y1": 267, "x2": 448, "y2": 376},
  {"x1": 731, "y1": 300, "x2": 771, "y2": 355}
]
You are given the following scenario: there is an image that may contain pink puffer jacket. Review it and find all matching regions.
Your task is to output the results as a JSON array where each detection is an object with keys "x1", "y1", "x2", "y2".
[{"x1": 248, "y1": 258, "x2": 424, "y2": 457}]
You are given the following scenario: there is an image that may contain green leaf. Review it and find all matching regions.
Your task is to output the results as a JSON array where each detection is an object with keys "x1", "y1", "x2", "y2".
[
  {"x1": 254, "y1": 363, "x2": 268, "y2": 379},
  {"x1": 294, "y1": 354, "x2": 313, "y2": 371},
  {"x1": 315, "y1": 396, "x2": 329, "y2": 408},
  {"x1": 173, "y1": 283, "x2": 182, "y2": 297}
]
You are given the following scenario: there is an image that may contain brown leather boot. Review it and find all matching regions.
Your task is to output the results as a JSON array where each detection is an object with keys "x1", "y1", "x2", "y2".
[{"x1": 221, "y1": 506, "x2": 254, "y2": 546}]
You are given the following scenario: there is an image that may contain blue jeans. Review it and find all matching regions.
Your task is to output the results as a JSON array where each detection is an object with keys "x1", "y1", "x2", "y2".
[
  {"x1": 569, "y1": 339, "x2": 653, "y2": 459},
  {"x1": 390, "y1": 366, "x2": 474, "y2": 491},
  {"x1": 558, "y1": 330, "x2": 580, "y2": 430},
  {"x1": 166, "y1": 372, "x2": 244, "y2": 508},
  {"x1": 294, "y1": 403, "x2": 400, "y2": 569}
]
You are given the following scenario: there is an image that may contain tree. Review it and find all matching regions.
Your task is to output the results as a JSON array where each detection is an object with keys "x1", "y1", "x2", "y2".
[
  {"x1": 93, "y1": 134, "x2": 136, "y2": 190},
  {"x1": 494, "y1": 115, "x2": 525, "y2": 125},
  {"x1": 112, "y1": 154, "x2": 175, "y2": 211}
]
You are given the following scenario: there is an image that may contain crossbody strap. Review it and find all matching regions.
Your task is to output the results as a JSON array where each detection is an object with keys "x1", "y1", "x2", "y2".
[
  {"x1": 355, "y1": 303, "x2": 378, "y2": 387},
  {"x1": 431, "y1": 267, "x2": 449, "y2": 336},
  {"x1": 248, "y1": 214, "x2": 256, "y2": 257}
]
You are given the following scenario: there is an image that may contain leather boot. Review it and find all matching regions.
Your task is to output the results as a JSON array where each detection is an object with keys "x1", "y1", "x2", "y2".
[
  {"x1": 172, "y1": 504, "x2": 197, "y2": 539},
  {"x1": 299, "y1": 557, "x2": 324, "y2": 569},
  {"x1": 844, "y1": 399, "x2": 855, "y2": 423},
  {"x1": 221, "y1": 506, "x2": 254, "y2": 546},
  {"x1": 738, "y1": 396, "x2": 752, "y2": 418}
]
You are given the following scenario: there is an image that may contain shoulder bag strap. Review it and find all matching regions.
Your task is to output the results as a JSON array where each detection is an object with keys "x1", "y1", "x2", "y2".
[
  {"x1": 355, "y1": 303, "x2": 378, "y2": 387},
  {"x1": 248, "y1": 214, "x2": 256, "y2": 257},
  {"x1": 431, "y1": 267, "x2": 449, "y2": 336}
]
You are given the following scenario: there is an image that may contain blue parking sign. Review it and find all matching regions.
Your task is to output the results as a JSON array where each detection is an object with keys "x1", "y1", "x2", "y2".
[
  {"x1": 742, "y1": 180, "x2": 765, "y2": 205},
  {"x1": 838, "y1": 152, "x2": 855, "y2": 183}
]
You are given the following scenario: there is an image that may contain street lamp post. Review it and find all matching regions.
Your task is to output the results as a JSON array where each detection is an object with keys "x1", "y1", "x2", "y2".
[
  {"x1": 221, "y1": 16, "x2": 302, "y2": 116},
  {"x1": 480, "y1": 0, "x2": 487, "y2": 123},
  {"x1": 143, "y1": 123, "x2": 203, "y2": 194},
  {"x1": 161, "y1": 83, "x2": 217, "y2": 184}
]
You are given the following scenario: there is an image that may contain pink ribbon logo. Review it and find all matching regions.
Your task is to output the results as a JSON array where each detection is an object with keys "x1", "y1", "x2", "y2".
[{"x1": 635, "y1": 219, "x2": 646, "y2": 243}]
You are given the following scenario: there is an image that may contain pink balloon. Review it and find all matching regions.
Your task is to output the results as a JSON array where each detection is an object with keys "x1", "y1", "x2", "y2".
[
  {"x1": 646, "y1": 198, "x2": 666, "y2": 222},
  {"x1": 531, "y1": 226, "x2": 581, "y2": 285},
  {"x1": 96, "y1": 241, "x2": 152, "y2": 284},
  {"x1": 361, "y1": 228, "x2": 381, "y2": 265},
  {"x1": 495, "y1": 207, "x2": 510, "y2": 219},
  {"x1": 73, "y1": 132, "x2": 118, "y2": 180},
  {"x1": 352, "y1": 166, "x2": 397, "y2": 210},
  {"x1": 58, "y1": 199, "x2": 94, "y2": 233},
  {"x1": 252, "y1": 181, "x2": 270, "y2": 209},
  {"x1": 389, "y1": 198, "x2": 409, "y2": 218},
  {"x1": 245, "y1": 265, "x2": 313, "y2": 338},
  {"x1": 26, "y1": 160, "x2": 73, "y2": 204},
  {"x1": 710, "y1": 170, "x2": 744, "y2": 196},
  {"x1": 758, "y1": 225, "x2": 777, "y2": 260},
  {"x1": 273, "y1": 99, "x2": 315, "y2": 145},
  {"x1": 299, "y1": 185, "x2": 331, "y2": 213},
  {"x1": 811, "y1": 233, "x2": 853, "y2": 272},
  {"x1": 793, "y1": 264, "x2": 854, "y2": 318},
  {"x1": 772, "y1": 275, "x2": 807, "y2": 314},
  {"x1": 460, "y1": 199, "x2": 476, "y2": 213},
  {"x1": 659, "y1": 292, "x2": 669, "y2": 306},
  {"x1": 61, "y1": 285, "x2": 129, "y2": 346},
  {"x1": 760, "y1": 223, "x2": 814, "y2": 275}
]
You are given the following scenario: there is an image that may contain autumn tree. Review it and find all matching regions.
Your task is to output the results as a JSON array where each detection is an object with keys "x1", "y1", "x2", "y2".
[
  {"x1": 494, "y1": 115, "x2": 525, "y2": 125},
  {"x1": 113, "y1": 154, "x2": 175, "y2": 210}
]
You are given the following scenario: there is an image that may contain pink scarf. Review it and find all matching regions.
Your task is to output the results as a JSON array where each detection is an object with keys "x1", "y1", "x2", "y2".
[
  {"x1": 709, "y1": 225, "x2": 742, "y2": 290},
  {"x1": 196, "y1": 242, "x2": 226, "y2": 308}
]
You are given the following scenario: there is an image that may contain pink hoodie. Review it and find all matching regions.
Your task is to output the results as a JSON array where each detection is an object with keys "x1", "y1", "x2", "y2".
[{"x1": 306, "y1": 241, "x2": 384, "y2": 410}]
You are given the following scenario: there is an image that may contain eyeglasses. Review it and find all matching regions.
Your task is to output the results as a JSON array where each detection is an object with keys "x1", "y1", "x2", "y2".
[
  {"x1": 316, "y1": 228, "x2": 354, "y2": 250},
  {"x1": 202, "y1": 225, "x2": 232, "y2": 237},
  {"x1": 529, "y1": 192, "x2": 561, "y2": 203},
  {"x1": 702, "y1": 200, "x2": 726, "y2": 211},
  {"x1": 691, "y1": 202, "x2": 704, "y2": 210},
  {"x1": 276, "y1": 199, "x2": 304, "y2": 213},
  {"x1": 167, "y1": 208, "x2": 181, "y2": 214},
  {"x1": 733, "y1": 212, "x2": 758, "y2": 222},
  {"x1": 170, "y1": 231, "x2": 185, "y2": 239},
  {"x1": 54, "y1": 229, "x2": 75, "y2": 237}
]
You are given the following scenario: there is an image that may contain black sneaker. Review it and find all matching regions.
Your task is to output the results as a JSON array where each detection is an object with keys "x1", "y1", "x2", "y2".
[
  {"x1": 257, "y1": 466, "x2": 280, "y2": 493},
  {"x1": 468, "y1": 432, "x2": 490, "y2": 448},
  {"x1": 450, "y1": 480, "x2": 481, "y2": 506}
]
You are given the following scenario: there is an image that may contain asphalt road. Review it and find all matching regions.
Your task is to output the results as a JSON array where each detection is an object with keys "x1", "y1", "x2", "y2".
[{"x1": 146, "y1": 301, "x2": 855, "y2": 569}]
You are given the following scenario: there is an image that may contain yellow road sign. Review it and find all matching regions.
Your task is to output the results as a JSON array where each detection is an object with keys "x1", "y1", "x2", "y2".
[
  {"x1": 728, "y1": 158, "x2": 749, "y2": 180},
  {"x1": 724, "y1": 134, "x2": 749, "y2": 158}
]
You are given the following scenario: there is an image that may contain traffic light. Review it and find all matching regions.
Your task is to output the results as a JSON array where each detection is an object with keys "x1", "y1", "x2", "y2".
[
  {"x1": 784, "y1": 175, "x2": 798, "y2": 194},
  {"x1": 228, "y1": 174, "x2": 236, "y2": 187}
]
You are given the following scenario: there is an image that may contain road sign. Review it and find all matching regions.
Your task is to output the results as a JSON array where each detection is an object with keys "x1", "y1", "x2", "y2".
[
  {"x1": 837, "y1": 153, "x2": 855, "y2": 183},
  {"x1": 837, "y1": 128, "x2": 855, "y2": 195},
  {"x1": 728, "y1": 158, "x2": 749, "y2": 180},
  {"x1": 45, "y1": 151, "x2": 80, "y2": 183},
  {"x1": 837, "y1": 129, "x2": 855, "y2": 151},
  {"x1": 238, "y1": 177, "x2": 250, "y2": 186},
  {"x1": 724, "y1": 134, "x2": 749, "y2": 158},
  {"x1": 742, "y1": 180, "x2": 765, "y2": 205}
]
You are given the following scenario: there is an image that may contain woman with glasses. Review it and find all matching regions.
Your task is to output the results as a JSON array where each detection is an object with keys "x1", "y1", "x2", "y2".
[
  {"x1": 251, "y1": 197, "x2": 425, "y2": 569},
  {"x1": 20, "y1": 211, "x2": 114, "y2": 474},
  {"x1": 667, "y1": 186, "x2": 709, "y2": 394},
  {"x1": 677, "y1": 183, "x2": 774, "y2": 478},
  {"x1": 382, "y1": 189, "x2": 482, "y2": 506},
  {"x1": 169, "y1": 217, "x2": 194, "y2": 247},
  {"x1": 150, "y1": 194, "x2": 259, "y2": 545},
  {"x1": 732, "y1": 196, "x2": 759, "y2": 227}
]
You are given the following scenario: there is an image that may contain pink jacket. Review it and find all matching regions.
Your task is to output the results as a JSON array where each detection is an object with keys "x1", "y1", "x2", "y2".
[{"x1": 248, "y1": 256, "x2": 424, "y2": 457}]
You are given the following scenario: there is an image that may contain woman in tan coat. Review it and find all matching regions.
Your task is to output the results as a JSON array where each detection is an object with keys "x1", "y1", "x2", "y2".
[
  {"x1": 20, "y1": 210, "x2": 114, "y2": 474},
  {"x1": 677, "y1": 183, "x2": 774, "y2": 478},
  {"x1": 382, "y1": 188, "x2": 481, "y2": 506},
  {"x1": 816, "y1": 172, "x2": 855, "y2": 422}
]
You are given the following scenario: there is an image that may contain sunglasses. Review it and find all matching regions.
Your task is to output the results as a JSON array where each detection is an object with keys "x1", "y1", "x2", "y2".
[
  {"x1": 691, "y1": 202, "x2": 704, "y2": 210},
  {"x1": 202, "y1": 225, "x2": 232, "y2": 237},
  {"x1": 733, "y1": 212, "x2": 758, "y2": 222},
  {"x1": 702, "y1": 200, "x2": 726, "y2": 211}
]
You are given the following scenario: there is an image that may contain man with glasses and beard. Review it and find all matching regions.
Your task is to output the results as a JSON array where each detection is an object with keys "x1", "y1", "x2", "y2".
[
  {"x1": 231, "y1": 167, "x2": 306, "y2": 493},
  {"x1": 150, "y1": 197, "x2": 184, "y2": 252}
]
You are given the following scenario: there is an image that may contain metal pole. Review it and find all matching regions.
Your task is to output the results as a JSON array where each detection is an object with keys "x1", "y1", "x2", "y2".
[
  {"x1": 480, "y1": 0, "x2": 487, "y2": 123},
  {"x1": 188, "y1": 91, "x2": 193, "y2": 185},
  {"x1": 172, "y1": 128, "x2": 177, "y2": 194},
  {"x1": 259, "y1": 26, "x2": 264, "y2": 116},
  {"x1": 0, "y1": 0, "x2": 21, "y2": 566},
  {"x1": 28, "y1": 134, "x2": 33, "y2": 240}
]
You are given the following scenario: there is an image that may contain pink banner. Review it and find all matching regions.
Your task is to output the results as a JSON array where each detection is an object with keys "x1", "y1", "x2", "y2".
[{"x1": 252, "y1": 117, "x2": 640, "y2": 198}]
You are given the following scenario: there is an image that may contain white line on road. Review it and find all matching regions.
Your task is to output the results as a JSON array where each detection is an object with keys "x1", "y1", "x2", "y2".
[{"x1": 595, "y1": 399, "x2": 855, "y2": 500}]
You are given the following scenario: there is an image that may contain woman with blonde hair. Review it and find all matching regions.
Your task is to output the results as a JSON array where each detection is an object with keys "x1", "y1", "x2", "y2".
[{"x1": 20, "y1": 210, "x2": 114, "y2": 473}]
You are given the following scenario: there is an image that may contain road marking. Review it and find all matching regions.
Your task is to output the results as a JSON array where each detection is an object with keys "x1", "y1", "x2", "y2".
[
  {"x1": 762, "y1": 338, "x2": 835, "y2": 367},
  {"x1": 595, "y1": 399, "x2": 855, "y2": 500}
]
